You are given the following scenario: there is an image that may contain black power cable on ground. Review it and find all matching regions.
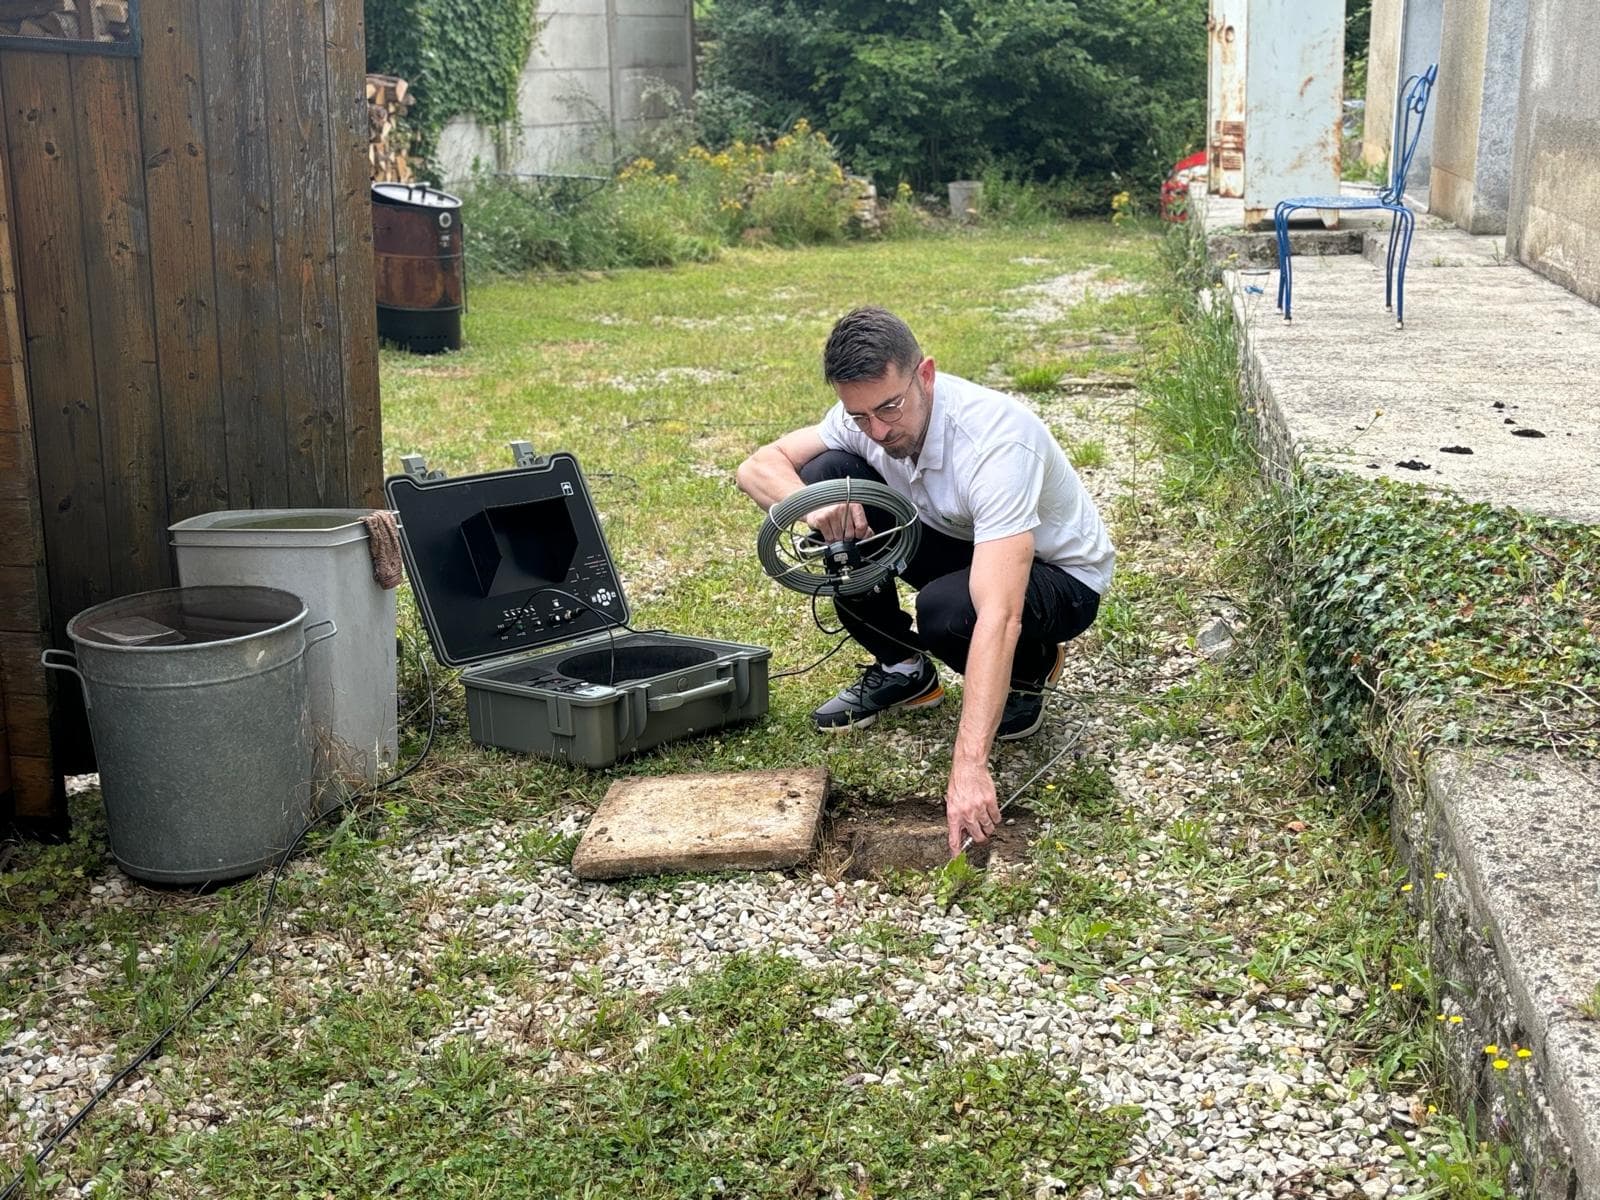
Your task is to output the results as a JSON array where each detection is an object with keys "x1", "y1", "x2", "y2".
[{"x1": 0, "y1": 638, "x2": 439, "y2": 1200}]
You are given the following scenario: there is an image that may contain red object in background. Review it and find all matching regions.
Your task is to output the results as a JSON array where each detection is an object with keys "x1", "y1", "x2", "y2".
[{"x1": 1160, "y1": 151, "x2": 1207, "y2": 223}]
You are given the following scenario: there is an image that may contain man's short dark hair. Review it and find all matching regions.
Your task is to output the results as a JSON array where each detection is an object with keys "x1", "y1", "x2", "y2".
[{"x1": 822, "y1": 307, "x2": 922, "y2": 384}]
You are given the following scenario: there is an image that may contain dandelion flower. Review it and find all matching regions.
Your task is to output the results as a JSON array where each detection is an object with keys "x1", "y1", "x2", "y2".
[
  {"x1": 1390, "y1": 982, "x2": 1404, "y2": 991},
  {"x1": 1400, "y1": 883, "x2": 1414, "y2": 893},
  {"x1": 1517, "y1": 1048, "x2": 1532, "y2": 1059},
  {"x1": 1493, "y1": 1059, "x2": 1509, "y2": 1070},
  {"x1": 1434, "y1": 871, "x2": 1448, "y2": 880},
  {"x1": 1449, "y1": 1015, "x2": 1464, "y2": 1024},
  {"x1": 1484, "y1": 1044, "x2": 1499, "y2": 1055},
  {"x1": 1436, "y1": 1014, "x2": 1447, "y2": 1022}
]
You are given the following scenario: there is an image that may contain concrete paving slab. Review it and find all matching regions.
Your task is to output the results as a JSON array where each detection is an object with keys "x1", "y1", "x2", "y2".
[
  {"x1": 1226, "y1": 256, "x2": 1600, "y2": 524},
  {"x1": 571, "y1": 768, "x2": 827, "y2": 880}
]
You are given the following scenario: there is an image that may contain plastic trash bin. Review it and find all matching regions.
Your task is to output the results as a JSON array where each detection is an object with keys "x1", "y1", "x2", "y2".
[
  {"x1": 169, "y1": 510, "x2": 398, "y2": 786},
  {"x1": 43, "y1": 586, "x2": 335, "y2": 885}
]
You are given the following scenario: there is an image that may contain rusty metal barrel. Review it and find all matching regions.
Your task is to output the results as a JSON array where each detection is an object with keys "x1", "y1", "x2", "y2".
[{"x1": 372, "y1": 183, "x2": 464, "y2": 354}]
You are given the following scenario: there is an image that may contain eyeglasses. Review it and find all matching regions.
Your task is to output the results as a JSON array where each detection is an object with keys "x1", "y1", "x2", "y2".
[{"x1": 845, "y1": 368, "x2": 923, "y2": 431}]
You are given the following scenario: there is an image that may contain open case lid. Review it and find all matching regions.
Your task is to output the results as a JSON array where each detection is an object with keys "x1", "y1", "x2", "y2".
[{"x1": 384, "y1": 451, "x2": 631, "y2": 668}]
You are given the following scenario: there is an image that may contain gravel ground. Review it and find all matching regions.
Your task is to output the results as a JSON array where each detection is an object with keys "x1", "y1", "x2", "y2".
[{"x1": 1, "y1": 352, "x2": 1436, "y2": 1197}]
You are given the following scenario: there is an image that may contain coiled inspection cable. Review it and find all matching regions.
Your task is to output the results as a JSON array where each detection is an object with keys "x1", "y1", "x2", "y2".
[
  {"x1": 0, "y1": 639, "x2": 439, "y2": 1200},
  {"x1": 757, "y1": 478, "x2": 921, "y2": 598}
]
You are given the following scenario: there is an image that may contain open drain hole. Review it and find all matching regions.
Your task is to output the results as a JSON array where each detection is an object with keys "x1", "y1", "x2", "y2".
[{"x1": 820, "y1": 794, "x2": 1041, "y2": 879}]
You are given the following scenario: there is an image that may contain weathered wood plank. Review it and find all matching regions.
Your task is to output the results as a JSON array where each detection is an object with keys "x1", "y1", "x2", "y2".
[
  {"x1": 0, "y1": 61, "x2": 54, "y2": 823},
  {"x1": 1, "y1": 52, "x2": 111, "y2": 643},
  {"x1": 8, "y1": 754, "x2": 58, "y2": 820},
  {"x1": 0, "y1": 498, "x2": 36, "y2": 564},
  {"x1": 137, "y1": 0, "x2": 229, "y2": 521},
  {"x1": 72, "y1": 53, "x2": 170, "y2": 595},
  {"x1": 323, "y1": 0, "x2": 381, "y2": 506},
  {"x1": 0, "y1": 632, "x2": 45, "y2": 694},
  {"x1": 2, "y1": 688, "x2": 46, "y2": 757},
  {"x1": 0, "y1": 716, "x2": 11, "y2": 804},
  {"x1": 0, "y1": 563, "x2": 38, "y2": 628},
  {"x1": 264, "y1": 0, "x2": 349, "y2": 506},
  {"x1": 198, "y1": 0, "x2": 287, "y2": 508},
  {"x1": 0, "y1": 428, "x2": 28, "y2": 500}
]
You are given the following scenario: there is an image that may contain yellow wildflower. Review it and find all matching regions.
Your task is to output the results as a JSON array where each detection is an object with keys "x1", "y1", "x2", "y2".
[
  {"x1": 1434, "y1": 871, "x2": 1448, "y2": 880},
  {"x1": 1492, "y1": 1059, "x2": 1509, "y2": 1070},
  {"x1": 1484, "y1": 1044, "x2": 1499, "y2": 1055},
  {"x1": 1390, "y1": 982, "x2": 1404, "y2": 991},
  {"x1": 1449, "y1": 1015, "x2": 1464, "y2": 1024},
  {"x1": 1400, "y1": 883, "x2": 1413, "y2": 893},
  {"x1": 1516, "y1": 1048, "x2": 1532, "y2": 1059}
]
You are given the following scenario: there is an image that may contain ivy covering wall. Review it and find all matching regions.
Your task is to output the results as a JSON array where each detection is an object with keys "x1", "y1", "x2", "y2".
[{"x1": 365, "y1": 0, "x2": 541, "y2": 167}]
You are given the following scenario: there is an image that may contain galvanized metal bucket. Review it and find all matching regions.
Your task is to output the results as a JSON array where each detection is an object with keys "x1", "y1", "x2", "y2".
[{"x1": 43, "y1": 585, "x2": 337, "y2": 886}]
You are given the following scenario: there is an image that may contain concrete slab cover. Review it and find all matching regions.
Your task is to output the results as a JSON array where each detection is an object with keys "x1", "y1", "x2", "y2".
[{"x1": 572, "y1": 768, "x2": 828, "y2": 880}]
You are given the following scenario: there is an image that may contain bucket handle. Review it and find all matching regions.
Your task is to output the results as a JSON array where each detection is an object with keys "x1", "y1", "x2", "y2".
[
  {"x1": 40, "y1": 649, "x2": 90, "y2": 710},
  {"x1": 305, "y1": 619, "x2": 338, "y2": 652}
]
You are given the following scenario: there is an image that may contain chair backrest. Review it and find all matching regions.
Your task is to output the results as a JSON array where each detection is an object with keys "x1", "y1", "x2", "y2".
[{"x1": 1383, "y1": 64, "x2": 1439, "y2": 204}]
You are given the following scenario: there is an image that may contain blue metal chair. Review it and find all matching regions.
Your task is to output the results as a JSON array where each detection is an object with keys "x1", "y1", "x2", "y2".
[{"x1": 1275, "y1": 64, "x2": 1438, "y2": 328}]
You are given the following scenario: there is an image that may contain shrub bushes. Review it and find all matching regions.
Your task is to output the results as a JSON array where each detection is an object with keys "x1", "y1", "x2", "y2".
[
  {"x1": 698, "y1": 0, "x2": 1207, "y2": 201},
  {"x1": 461, "y1": 121, "x2": 862, "y2": 276}
]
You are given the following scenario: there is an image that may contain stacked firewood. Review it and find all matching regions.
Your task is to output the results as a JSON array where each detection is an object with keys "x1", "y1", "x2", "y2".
[
  {"x1": 366, "y1": 74, "x2": 415, "y2": 184},
  {"x1": 0, "y1": 0, "x2": 132, "y2": 40}
]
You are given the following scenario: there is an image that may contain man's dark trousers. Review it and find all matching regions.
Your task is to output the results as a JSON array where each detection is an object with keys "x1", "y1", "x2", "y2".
[{"x1": 799, "y1": 450, "x2": 1100, "y2": 687}]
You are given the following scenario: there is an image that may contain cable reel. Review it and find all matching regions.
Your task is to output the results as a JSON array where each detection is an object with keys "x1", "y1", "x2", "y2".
[{"x1": 756, "y1": 478, "x2": 921, "y2": 597}]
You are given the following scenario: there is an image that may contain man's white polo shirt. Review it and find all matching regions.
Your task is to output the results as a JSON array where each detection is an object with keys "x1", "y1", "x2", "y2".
[{"x1": 818, "y1": 371, "x2": 1114, "y2": 595}]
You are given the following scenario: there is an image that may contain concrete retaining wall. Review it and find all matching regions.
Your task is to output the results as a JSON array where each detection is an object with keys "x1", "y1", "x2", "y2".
[
  {"x1": 1505, "y1": 0, "x2": 1600, "y2": 305},
  {"x1": 436, "y1": 0, "x2": 694, "y2": 183}
]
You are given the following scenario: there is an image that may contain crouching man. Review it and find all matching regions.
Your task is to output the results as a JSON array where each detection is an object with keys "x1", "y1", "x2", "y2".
[{"x1": 736, "y1": 307, "x2": 1114, "y2": 855}]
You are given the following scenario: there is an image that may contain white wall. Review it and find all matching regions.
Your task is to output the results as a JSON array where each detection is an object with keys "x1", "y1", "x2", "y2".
[{"x1": 436, "y1": 0, "x2": 694, "y2": 183}]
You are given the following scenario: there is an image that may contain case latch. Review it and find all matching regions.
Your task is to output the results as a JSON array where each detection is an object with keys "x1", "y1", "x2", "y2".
[
  {"x1": 400, "y1": 454, "x2": 448, "y2": 482},
  {"x1": 508, "y1": 440, "x2": 552, "y2": 470}
]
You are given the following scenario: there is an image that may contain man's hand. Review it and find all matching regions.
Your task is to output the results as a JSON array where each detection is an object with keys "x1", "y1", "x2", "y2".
[
  {"x1": 805, "y1": 501, "x2": 872, "y2": 543},
  {"x1": 946, "y1": 758, "x2": 1001, "y2": 857}
]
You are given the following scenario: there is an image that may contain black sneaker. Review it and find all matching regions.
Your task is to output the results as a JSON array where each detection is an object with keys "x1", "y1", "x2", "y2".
[
  {"x1": 813, "y1": 659, "x2": 943, "y2": 732},
  {"x1": 997, "y1": 689, "x2": 1046, "y2": 741}
]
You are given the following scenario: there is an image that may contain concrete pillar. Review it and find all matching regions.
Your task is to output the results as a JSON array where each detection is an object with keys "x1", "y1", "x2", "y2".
[
  {"x1": 1429, "y1": 0, "x2": 1528, "y2": 234},
  {"x1": 1240, "y1": 0, "x2": 1343, "y2": 229},
  {"x1": 1506, "y1": 0, "x2": 1600, "y2": 304},
  {"x1": 1396, "y1": 0, "x2": 1444, "y2": 198},
  {"x1": 1363, "y1": 0, "x2": 1404, "y2": 168},
  {"x1": 1206, "y1": 0, "x2": 1247, "y2": 197}
]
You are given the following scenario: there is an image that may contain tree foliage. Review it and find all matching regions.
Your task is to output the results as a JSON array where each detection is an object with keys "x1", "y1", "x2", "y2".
[{"x1": 698, "y1": 0, "x2": 1206, "y2": 195}]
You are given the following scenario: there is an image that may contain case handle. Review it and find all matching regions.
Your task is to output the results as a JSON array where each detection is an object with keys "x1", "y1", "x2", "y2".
[
  {"x1": 647, "y1": 675, "x2": 735, "y2": 712},
  {"x1": 41, "y1": 649, "x2": 90, "y2": 710}
]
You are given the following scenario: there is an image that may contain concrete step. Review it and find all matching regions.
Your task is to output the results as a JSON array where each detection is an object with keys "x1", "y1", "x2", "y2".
[{"x1": 1362, "y1": 227, "x2": 1512, "y2": 269}]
